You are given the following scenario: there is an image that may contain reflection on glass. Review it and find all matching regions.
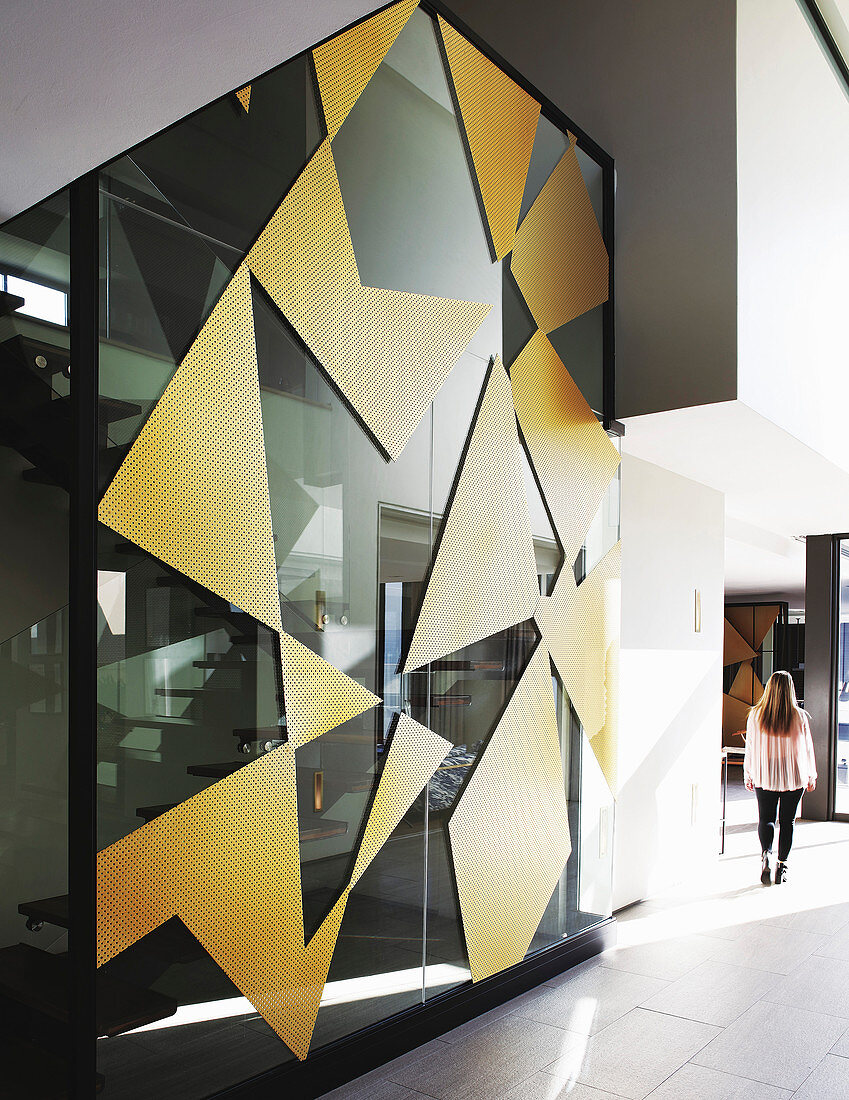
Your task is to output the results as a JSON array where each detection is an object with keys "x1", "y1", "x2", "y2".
[
  {"x1": 0, "y1": 192, "x2": 72, "y2": 1092},
  {"x1": 837, "y1": 543, "x2": 849, "y2": 813}
]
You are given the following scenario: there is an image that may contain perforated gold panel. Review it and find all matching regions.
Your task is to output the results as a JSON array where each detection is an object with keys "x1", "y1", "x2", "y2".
[
  {"x1": 438, "y1": 17, "x2": 539, "y2": 261},
  {"x1": 511, "y1": 330, "x2": 620, "y2": 563},
  {"x1": 725, "y1": 604, "x2": 779, "y2": 651},
  {"x1": 98, "y1": 263, "x2": 282, "y2": 635},
  {"x1": 246, "y1": 139, "x2": 490, "y2": 461},
  {"x1": 729, "y1": 660, "x2": 763, "y2": 705},
  {"x1": 404, "y1": 358, "x2": 539, "y2": 673},
  {"x1": 536, "y1": 540, "x2": 621, "y2": 793},
  {"x1": 350, "y1": 714, "x2": 450, "y2": 886},
  {"x1": 511, "y1": 143, "x2": 609, "y2": 334},
  {"x1": 98, "y1": 746, "x2": 331, "y2": 1059},
  {"x1": 280, "y1": 631, "x2": 381, "y2": 751},
  {"x1": 449, "y1": 644, "x2": 571, "y2": 981},
  {"x1": 313, "y1": 0, "x2": 418, "y2": 139},
  {"x1": 236, "y1": 84, "x2": 251, "y2": 112}
]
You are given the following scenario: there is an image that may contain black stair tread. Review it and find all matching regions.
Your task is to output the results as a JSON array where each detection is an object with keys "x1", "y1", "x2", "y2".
[
  {"x1": 300, "y1": 820, "x2": 347, "y2": 841},
  {"x1": 136, "y1": 803, "x2": 177, "y2": 822},
  {"x1": 0, "y1": 1037, "x2": 104, "y2": 1097},
  {"x1": 102, "y1": 716, "x2": 196, "y2": 729},
  {"x1": 0, "y1": 289, "x2": 26, "y2": 316},
  {"x1": 186, "y1": 761, "x2": 249, "y2": 778},
  {"x1": 18, "y1": 895, "x2": 69, "y2": 928},
  {"x1": 0, "y1": 943, "x2": 177, "y2": 1037},
  {"x1": 194, "y1": 659, "x2": 253, "y2": 669},
  {"x1": 1, "y1": 333, "x2": 70, "y2": 376},
  {"x1": 153, "y1": 686, "x2": 232, "y2": 697}
]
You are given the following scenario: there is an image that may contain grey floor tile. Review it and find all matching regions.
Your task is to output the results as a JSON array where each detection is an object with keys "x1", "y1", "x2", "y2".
[
  {"x1": 692, "y1": 1000, "x2": 848, "y2": 1090},
  {"x1": 544, "y1": 1008, "x2": 720, "y2": 1100},
  {"x1": 764, "y1": 901, "x2": 849, "y2": 937},
  {"x1": 815, "y1": 920, "x2": 849, "y2": 962},
  {"x1": 320, "y1": 1073, "x2": 426, "y2": 1100},
  {"x1": 648, "y1": 1063, "x2": 791, "y2": 1099},
  {"x1": 641, "y1": 959, "x2": 780, "y2": 1027},
  {"x1": 440, "y1": 998, "x2": 523, "y2": 1044},
  {"x1": 793, "y1": 1054, "x2": 849, "y2": 1099},
  {"x1": 716, "y1": 924, "x2": 828, "y2": 975},
  {"x1": 765, "y1": 953, "x2": 849, "y2": 1019},
  {"x1": 514, "y1": 965, "x2": 668, "y2": 1036},
  {"x1": 387, "y1": 1015, "x2": 583, "y2": 1100},
  {"x1": 600, "y1": 934, "x2": 719, "y2": 982},
  {"x1": 501, "y1": 1073, "x2": 625, "y2": 1099}
]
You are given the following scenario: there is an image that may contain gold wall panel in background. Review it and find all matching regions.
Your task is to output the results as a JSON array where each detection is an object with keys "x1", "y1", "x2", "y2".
[
  {"x1": 438, "y1": 16, "x2": 540, "y2": 261},
  {"x1": 449, "y1": 644, "x2": 571, "y2": 981},
  {"x1": 98, "y1": 715, "x2": 449, "y2": 1057},
  {"x1": 280, "y1": 631, "x2": 381, "y2": 750},
  {"x1": 404, "y1": 358, "x2": 539, "y2": 673},
  {"x1": 350, "y1": 713, "x2": 450, "y2": 885},
  {"x1": 313, "y1": 0, "x2": 418, "y2": 139},
  {"x1": 725, "y1": 604, "x2": 779, "y2": 651},
  {"x1": 729, "y1": 660, "x2": 763, "y2": 706},
  {"x1": 246, "y1": 139, "x2": 490, "y2": 461},
  {"x1": 536, "y1": 540, "x2": 621, "y2": 793},
  {"x1": 510, "y1": 330, "x2": 620, "y2": 563},
  {"x1": 98, "y1": 263, "x2": 283, "y2": 636},
  {"x1": 724, "y1": 618, "x2": 757, "y2": 665},
  {"x1": 236, "y1": 84, "x2": 252, "y2": 112},
  {"x1": 511, "y1": 142, "x2": 609, "y2": 334}
]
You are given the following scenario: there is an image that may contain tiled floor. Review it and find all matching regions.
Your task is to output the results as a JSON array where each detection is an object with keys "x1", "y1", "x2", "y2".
[{"x1": 320, "y1": 784, "x2": 849, "y2": 1099}]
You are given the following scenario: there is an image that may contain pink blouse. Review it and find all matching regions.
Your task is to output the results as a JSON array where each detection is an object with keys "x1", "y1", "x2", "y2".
[{"x1": 743, "y1": 710, "x2": 817, "y2": 792}]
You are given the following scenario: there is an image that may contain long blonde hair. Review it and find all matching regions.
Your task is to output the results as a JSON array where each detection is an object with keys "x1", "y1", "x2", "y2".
[{"x1": 750, "y1": 670, "x2": 806, "y2": 736}]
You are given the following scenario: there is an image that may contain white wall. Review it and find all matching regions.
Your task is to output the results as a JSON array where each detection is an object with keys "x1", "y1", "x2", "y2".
[
  {"x1": 737, "y1": 0, "x2": 849, "y2": 474},
  {"x1": 615, "y1": 454, "x2": 724, "y2": 909}
]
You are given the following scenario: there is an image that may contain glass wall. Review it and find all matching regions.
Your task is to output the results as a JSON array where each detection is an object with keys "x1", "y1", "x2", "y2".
[
  {"x1": 0, "y1": 194, "x2": 72, "y2": 1092},
  {"x1": 836, "y1": 543, "x2": 849, "y2": 813},
  {"x1": 0, "y1": 5, "x2": 616, "y2": 1096}
]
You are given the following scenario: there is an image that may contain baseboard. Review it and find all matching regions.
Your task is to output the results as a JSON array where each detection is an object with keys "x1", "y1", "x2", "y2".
[{"x1": 214, "y1": 917, "x2": 616, "y2": 1100}]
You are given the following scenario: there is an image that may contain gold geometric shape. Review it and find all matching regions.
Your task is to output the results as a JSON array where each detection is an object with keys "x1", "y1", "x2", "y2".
[
  {"x1": 724, "y1": 618, "x2": 757, "y2": 666},
  {"x1": 313, "y1": 0, "x2": 419, "y2": 140},
  {"x1": 350, "y1": 713, "x2": 450, "y2": 886},
  {"x1": 246, "y1": 140, "x2": 490, "y2": 461},
  {"x1": 722, "y1": 692, "x2": 752, "y2": 744},
  {"x1": 729, "y1": 659, "x2": 763, "y2": 706},
  {"x1": 280, "y1": 631, "x2": 380, "y2": 751},
  {"x1": 726, "y1": 604, "x2": 780, "y2": 652},
  {"x1": 537, "y1": 540, "x2": 620, "y2": 793},
  {"x1": 98, "y1": 263, "x2": 282, "y2": 635},
  {"x1": 236, "y1": 84, "x2": 251, "y2": 112},
  {"x1": 97, "y1": 746, "x2": 336, "y2": 1059},
  {"x1": 404, "y1": 358, "x2": 539, "y2": 673},
  {"x1": 511, "y1": 143, "x2": 609, "y2": 333},
  {"x1": 438, "y1": 16, "x2": 540, "y2": 261},
  {"x1": 510, "y1": 330, "x2": 620, "y2": 564},
  {"x1": 449, "y1": 644, "x2": 571, "y2": 981}
]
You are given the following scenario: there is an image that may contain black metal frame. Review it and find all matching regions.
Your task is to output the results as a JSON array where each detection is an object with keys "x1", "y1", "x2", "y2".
[
  {"x1": 824, "y1": 534, "x2": 849, "y2": 822},
  {"x1": 3, "y1": 3, "x2": 619, "y2": 1096}
]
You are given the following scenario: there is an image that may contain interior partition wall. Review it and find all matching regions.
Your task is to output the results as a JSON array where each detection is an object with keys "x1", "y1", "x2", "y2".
[{"x1": 0, "y1": 3, "x2": 619, "y2": 1096}]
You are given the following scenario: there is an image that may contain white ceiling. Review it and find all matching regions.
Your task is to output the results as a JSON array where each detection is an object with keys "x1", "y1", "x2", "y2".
[
  {"x1": 0, "y1": 0, "x2": 374, "y2": 222},
  {"x1": 622, "y1": 399, "x2": 849, "y2": 606}
]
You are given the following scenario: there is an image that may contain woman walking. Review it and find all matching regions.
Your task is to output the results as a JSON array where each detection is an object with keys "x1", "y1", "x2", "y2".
[{"x1": 744, "y1": 670, "x2": 816, "y2": 885}]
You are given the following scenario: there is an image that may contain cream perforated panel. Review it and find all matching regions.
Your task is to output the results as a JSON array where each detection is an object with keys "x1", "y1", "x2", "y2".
[
  {"x1": 279, "y1": 631, "x2": 381, "y2": 751},
  {"x1": 438, "y1": 16, "x2": 539, "y2": 261},
  {"x1": 236, "y1": 84, "x2": 251, "y2": 112},
  {"x1": 404, "y1": 358, "x2": 539, "y2": 673},
  {"x1": 98, "y1": 263, "x2": 282, "y2": 635},
  {"x1": 350, "y1": 714, "x2": 450, "y2": 886},
  {"x1": 449, "y1": 644, "x2": 571, "y2": 981},
  {"x1": 313, "y1": 0, "x2": 418, "y2": 139},
  {"x1": 536, "y1": 540, "x2": 621, "y2": 793},
  {"x1": 246, "y1": 139, "x2": 490, "y2": 461},
  {"x1": 511, "y1": 142, "x2": 609, "y2": 334},
  {"x1": 510, "y1": 330, "x2": 620, "y2": 564}
]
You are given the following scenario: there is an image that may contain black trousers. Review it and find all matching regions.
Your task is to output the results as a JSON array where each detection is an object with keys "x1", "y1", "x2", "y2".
[{"x1": 755, "y1": 787, "x2": 804, "y2": 862}]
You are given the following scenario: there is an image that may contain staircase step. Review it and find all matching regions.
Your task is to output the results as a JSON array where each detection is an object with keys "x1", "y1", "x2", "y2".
[
  {"x1": 136, "y1": 804, "x2": 177, "y2": 823},
  {"x1": 18, "y1": 895, "x2": 68, "y2": 931},
  {"x1": 194, "y1": 660, "x2": 253, "y2": 670},
  {"x1": 186, "y1": 761, "x2": 247, "y2": 779},
  {"x1": 0, "y1": 943, "x2": 177, "y2": 1037},
  {"x1": 233, "y1": 726, "x2": 286, "y2": 740},
  {"x1": 0, "y1": 289, "x2": 26, "y2": 316}
]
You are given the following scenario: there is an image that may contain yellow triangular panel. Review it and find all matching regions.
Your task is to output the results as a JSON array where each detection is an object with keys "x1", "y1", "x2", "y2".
[
  {"x1": 350, "y1": 714, "x2": 450, "y2": 885},
  {"x1": 404, "y1": 358, "x2": 539, "y2": 672},
  {"x1": 280, "y1": 632, "x2": 380, "y2": 750},
  {"x1": 537, "y1": 540, "x2": 620, "y2": 793},
  {"x1": 511, "y1": 143, "x2": 609, "y2": 333},
  {"x1": 97, "y1": 746, "x2": 344, "y2": 1059},
  {"x1": 724, "y1": 618, "x2": 756, "y2": 666},
  {"x1": 449, "y1": 645, "x2": 571, "y2": 981},
  {"x1": 729, "y1": 659, "x2": 763, "y2": 706},
  {"x1": 246, "y1": 140, "x2": 490, "y2": 460},
  {"x1": 511, "y1": 330, "x2": 620, "y2": 563},
  {"x1": 439, "y1": 17, "x2": 539, "y2": 260},
  {"x1": 236, "y1": 84, "x2": 251, "y2": 112},
  {"x1": 313, "y1": 0, "x2": 419, "y2": 139},
  {"x1": 98, "y1": 263, "x2": 282, "y2": 634}
]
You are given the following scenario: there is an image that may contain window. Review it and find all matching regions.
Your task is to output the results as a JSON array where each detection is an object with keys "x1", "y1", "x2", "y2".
[{"x1": 1, "y1": 272, "x2": 68, "y2": 326}]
